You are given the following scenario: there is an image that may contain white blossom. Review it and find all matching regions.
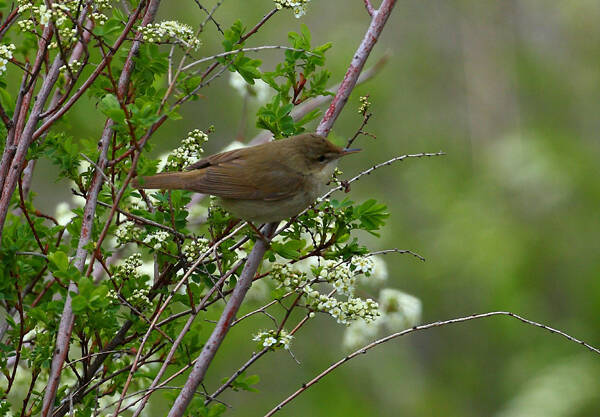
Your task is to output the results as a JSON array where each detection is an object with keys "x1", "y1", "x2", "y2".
[
  {"x1": 0, "y1": 43, "x2": 15, "y2": 76},
  {"x1": 143, "y1": 230, "x2": 170, "y2": 251},
  {"x1": 139, "y1": 21, "x2": 201, "y2": 49},
  {"x1": 252, "y1": 329, "x2": 293, "y2": 350},
  {"x1": 165, "y1": 129, "x2": 208, "y2": 171},
  {"x1": 378, "y1": 289, "x2": 422, "y2": 332},
  {"x1": 273, "y1": 0, "x2": 311, "y2": 18},
  {"x1": 342, "y1": 318, "x2": 382, "y2": 350},
  {"x1": 350, "y1": 255, "x2": 374, "y2": 276}
]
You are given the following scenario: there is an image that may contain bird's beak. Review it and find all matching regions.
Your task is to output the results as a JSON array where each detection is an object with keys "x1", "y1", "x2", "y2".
[{"x1": 341, "y1": 148, "x2": 361, "y2": 155}]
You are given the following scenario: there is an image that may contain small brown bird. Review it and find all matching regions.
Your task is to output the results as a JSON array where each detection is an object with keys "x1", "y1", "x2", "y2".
[{"x1": 132, "y1": 133, "x2": 359, "y2": 223}]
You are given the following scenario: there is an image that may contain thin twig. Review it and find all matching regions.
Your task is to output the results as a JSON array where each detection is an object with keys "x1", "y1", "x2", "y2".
[
  {"x1": 367, "y1": 248, "x2": 425, "y2": 262},
  {"x1": 264, "y1": 311, "x2": 600, "y2": 416},
  {"x1": 181, "y1": 46, "x2": 318, "y2": 71},
  {"x1": 363, "y1": 0, "x2": 375, "y2": 16}
]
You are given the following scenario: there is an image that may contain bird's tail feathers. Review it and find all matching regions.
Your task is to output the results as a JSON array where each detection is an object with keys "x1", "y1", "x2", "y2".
[{"x1": 132, "y1": 171, "x2": 196, "y2": 190}]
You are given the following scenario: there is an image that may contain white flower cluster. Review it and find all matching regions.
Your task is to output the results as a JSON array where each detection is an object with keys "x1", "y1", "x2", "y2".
[
  {"x1": 317, "y1": 256, "x2": 374, "y2": 296},
  {"x1": 107, "y1": 288, "x2": 120, "y2": 303},
  {"x1": 0, "y1": 44, "x2": 15, "y2": 76},
  {"x1": 273, "y1": 0, "x2": 311, "y2": 18},
  {"x1": 378, "y1": 288, "x2": 422, "y2": 332},
  {"x1": 115, "y1": 221, "x2": 142, "y2": 245},
  {"x1": 342, "y1": 289, "x2": 422, "y2": 350},
  {"x1": 165, "y1": 129, "x2": 208, "y2": 171},
  {"x1": 358, "y1": 95, "x2": 371, "y2": 114},
  {"x1": 113, "y1": 253, "x2": 142, "y2": 281},
  {"x1": 317, "y1": 263, "x2": 355, "y2": 296},
  {"x1": 17, "y1": 1, "x2": 81, "y2": 47},
  {"x1": 252, "y1": 329, "x2": 293, "y2": 350},
  {"x1": 91, "y1": 11, "x2": 108, "y2": 25},
  {"x1": 182, "y1": 237, "x2": 210, "y2": 263},
  {"x1": 139, "y1": 21, "x2": 201, "y2": 50},
  {"x1": 130, "y1": 287, "x2": 151, "y2": 306},
  {"x1": 143, "y1": 230, "x2": 170, "y2": 250},
  {"x1": 350, "y1": 255, "x2": 375, "y2": 276},
  {"x1": 60, "y1": 59, "x2": 82, "y2": 73},
  {"x1": 107, "y1": 285, "x2": 150, "y2": 307},
  {"x1": 342, "y1": 319, "x2": 380, "y2": 350},
  {"x1": 271, "y1": 263, "x2": 309, "y2": 292},
  {"x1": 303, "y1": 289, "x2": 380, "y2": 325}
]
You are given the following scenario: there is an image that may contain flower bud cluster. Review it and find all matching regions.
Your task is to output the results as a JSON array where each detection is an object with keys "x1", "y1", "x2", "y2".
[
  {"x1": 252, "y1": 329, "x2": 293, "y2": 350},
  {"x1": 139, "y1": 21, "x2": 201, "y2": 50},
  {"x1": 0, "y1": 44, "x2": 15, "y2": 76},
  {"x1": 270, "y1": 263, "x2": 309, "y2": 292},
  {"x1": 113, "y1": 253, "x2": 142, "y2": 282},
  {"x1": 60, "y1": 59, "x2": 83, "y2": 74},
  {"x1": 273, "y1": 0, "x2": 311, "y2": 18},
  {"x1": 143, "y1": 230, "x2": 170, "y2": 250},
  {"x1": 165, "y1": 129, "x2": 209, "y2": 171},
  {"x1": 129, "y1": 287, "x2": 151, "y2": 306},
  {"x1": 115, "y1": 221, "x2": 142, "y2": 245},
  {"x1": 358, "y1": 95, "x2": 371, "y2": 114},
  {"x1": 182, "y1": 237, "x2": 210, "y2": 263}
]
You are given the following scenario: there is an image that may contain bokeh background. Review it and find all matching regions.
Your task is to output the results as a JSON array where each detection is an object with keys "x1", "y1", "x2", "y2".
[{"x1": 29, "y1": 1, "x2": 600, "y2": 415}]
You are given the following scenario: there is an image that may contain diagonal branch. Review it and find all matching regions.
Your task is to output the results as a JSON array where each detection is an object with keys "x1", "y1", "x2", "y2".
[
  {"x1": 317, "y1": 0, "x2": 397, "y2": 136},
  {"x1": 166, "y1": 223, "x2": 278, "y2": 417},
  {"x1": 265, "y1": 310, "x2": 600, "y2": 416},
  {"x1": 166, "y1": 3, "x2": 399, "y2": 417}
]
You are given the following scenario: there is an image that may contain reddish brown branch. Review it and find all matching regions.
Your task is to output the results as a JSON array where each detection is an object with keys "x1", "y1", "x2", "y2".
[
  {"x1": 40, "y1": 2, "x2": 160, "y2": 416},
  {"x1": 317, "y1": 0, "x2": 397, "y2": 136},
  {"x1": 363, "y1": 0, "x2": 375, "y2": 16},
  {"x1": 166, "y1": 223, "x2": 277, "y2": 417}
]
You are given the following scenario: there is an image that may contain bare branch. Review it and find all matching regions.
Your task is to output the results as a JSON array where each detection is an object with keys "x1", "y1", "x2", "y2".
[
  {"x1": 265, "y1": 311, "x2": 600, "y2": 416},
  {"x1": 366, "y1": 248, "x2": 426, "y2": 262},
  {"x1": 181, "y1": 46, "x2": 318, "y2": 71},
  {"x1": 166, "y1": 223, "x2": 278, "y2": 417},
  {"x1": 317, "y1": 0, "x2": 397, "y2": 136},
  {"x1": 363, "y1": 0, "x2": 375, "y2": 16}
]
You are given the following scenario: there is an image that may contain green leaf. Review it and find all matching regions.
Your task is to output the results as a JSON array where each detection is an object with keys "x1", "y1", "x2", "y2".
[
  {"x1": 271, "y1": 240, "x2": 305, "y2": 259},
  {"x1": 48, "y1": 251, "x2": 69, "y2": 272},
  {"x1": 99, "y1": 94, "x2": 125, "y2": 124},
  {"x1": 71, "y1": 295, "x2": 88, "y2": 313}
]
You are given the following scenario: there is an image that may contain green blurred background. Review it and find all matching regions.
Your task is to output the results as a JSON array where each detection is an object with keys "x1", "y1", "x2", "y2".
[{"x1": 29, "y1": 0, "x2": 600, "y2": 415}]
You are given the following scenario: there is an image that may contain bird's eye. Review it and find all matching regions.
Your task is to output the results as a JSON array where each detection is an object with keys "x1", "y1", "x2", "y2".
[{"x1": 317, "y1": 155, "x2": 326, "y2": 162}]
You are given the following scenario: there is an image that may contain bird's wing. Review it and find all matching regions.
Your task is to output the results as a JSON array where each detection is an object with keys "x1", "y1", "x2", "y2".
[{"x1": 186, "y1": 150, "x2": 305, "y2": 201}]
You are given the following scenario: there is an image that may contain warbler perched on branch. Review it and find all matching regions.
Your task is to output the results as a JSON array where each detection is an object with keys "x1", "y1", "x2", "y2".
[{"x1": 132, "y1": 133, "x2": 360, "y2": 223}]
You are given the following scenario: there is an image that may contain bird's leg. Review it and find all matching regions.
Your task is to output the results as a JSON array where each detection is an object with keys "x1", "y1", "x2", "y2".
[{"x1": 247, "y1": 222, "x2": 270, "y2": 244}]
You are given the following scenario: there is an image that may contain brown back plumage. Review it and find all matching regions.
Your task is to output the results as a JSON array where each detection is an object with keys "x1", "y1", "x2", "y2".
[{"x1": 132, "y1": 133, "x2": 347, "y2": 201}]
